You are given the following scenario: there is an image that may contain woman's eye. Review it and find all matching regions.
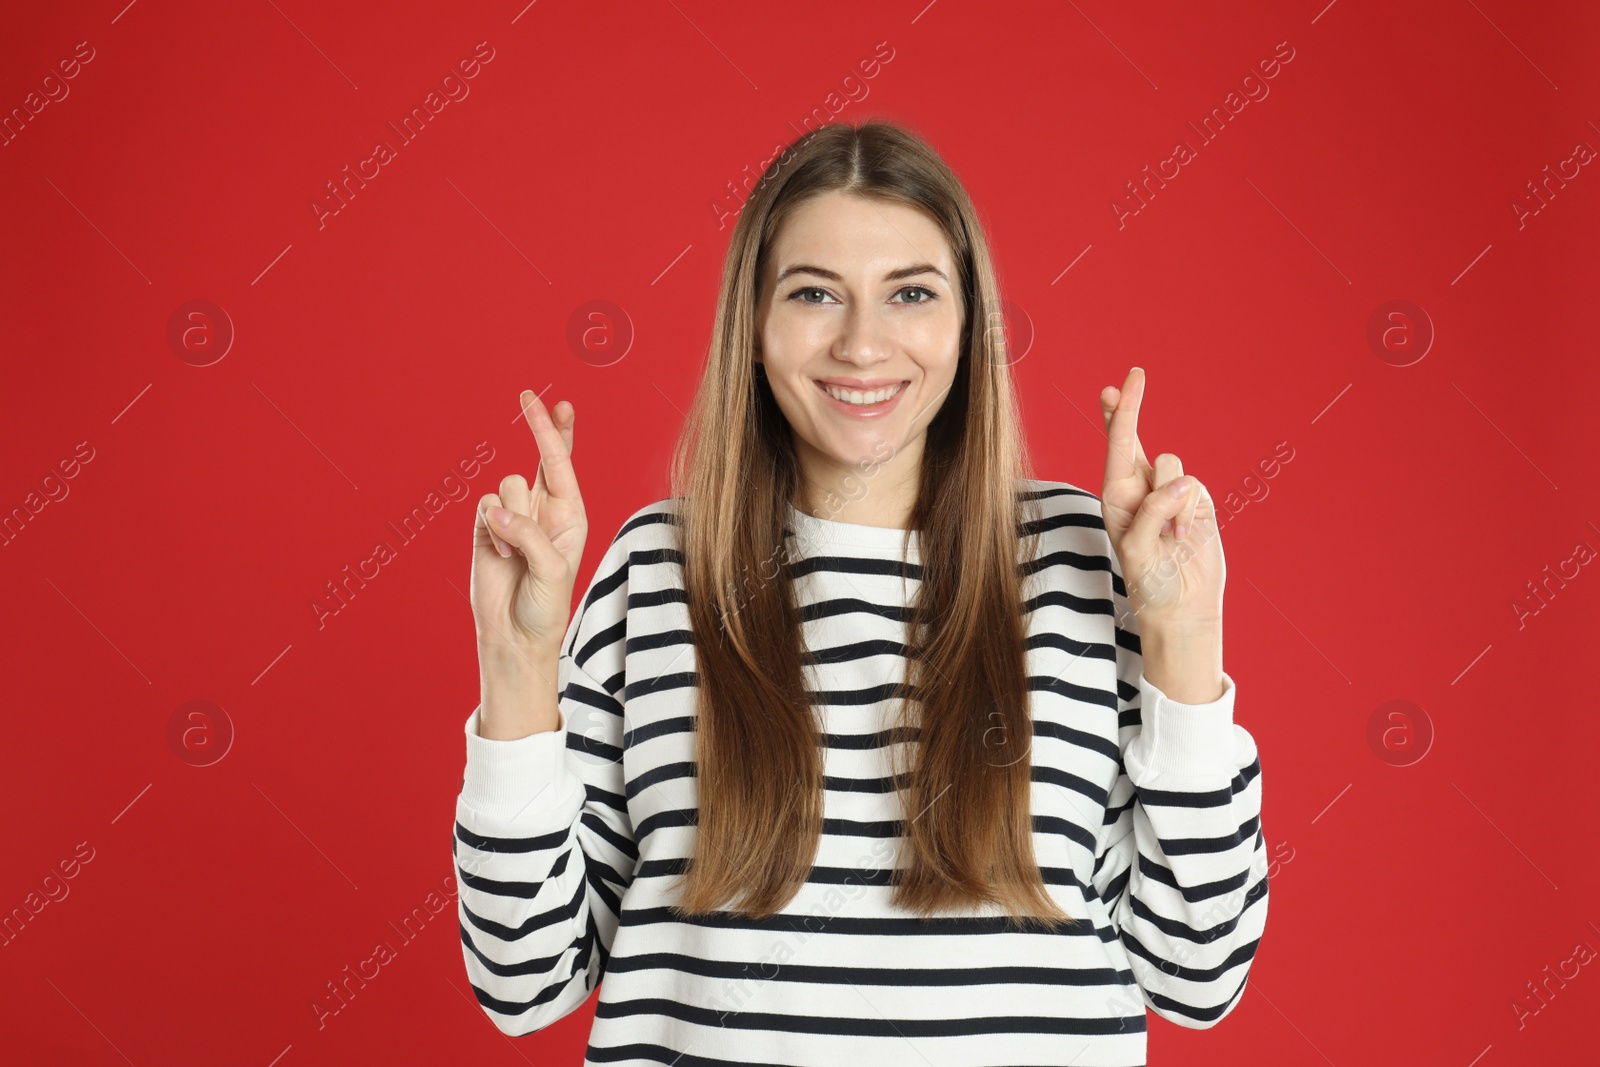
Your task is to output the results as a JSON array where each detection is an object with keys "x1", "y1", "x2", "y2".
[{"x1": 788, "y1": 286, "x2": 938, "y2": 304}]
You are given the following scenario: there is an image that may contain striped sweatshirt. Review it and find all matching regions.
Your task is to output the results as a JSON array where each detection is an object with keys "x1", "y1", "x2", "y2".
[{"x1": 454, "y1": 479, "x2": 1268, "y2": 1066}]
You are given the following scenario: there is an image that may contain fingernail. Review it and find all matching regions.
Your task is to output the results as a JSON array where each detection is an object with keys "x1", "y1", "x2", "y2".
[
  {"x1": 1176, "y1": 523, "x2": 1188, "y2": 541},
  {"x1": 1169, "y1": 480, "x2": 1190, "y2": 498},
  {"x1": 489, "y1": 506, "x2": 513, "y2": 526}
]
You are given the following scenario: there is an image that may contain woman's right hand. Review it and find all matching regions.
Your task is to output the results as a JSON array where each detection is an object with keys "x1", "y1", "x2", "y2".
[{"x1": 471, "y1": 389, "x2": 587, "y2": 695}]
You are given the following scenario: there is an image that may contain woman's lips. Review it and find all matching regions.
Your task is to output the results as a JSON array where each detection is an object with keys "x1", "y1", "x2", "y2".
[{"x1": 813, "y1": 379, "x2": 909, "y2": 419}]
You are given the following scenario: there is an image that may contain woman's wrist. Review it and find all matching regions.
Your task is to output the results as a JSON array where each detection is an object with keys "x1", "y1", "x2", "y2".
[
  {"x1": 1138, "y1": 619, "x2": 1225, "y2": 705},
  {"x1": 477, "y1": 651, "x2": 563, "y2": 740}
]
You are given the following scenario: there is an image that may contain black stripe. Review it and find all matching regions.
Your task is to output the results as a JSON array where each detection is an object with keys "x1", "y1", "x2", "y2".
[
  {"x1": 455, "y1": 820, "x2": 567, "y2": 855},
  {"x1": 605, "y1": 950, "x2": 1135, "y2": 988},
  {"x1": 460, "y1": 871, "x2": 587, "y2": 942},
  {"x1": 1158, "y1": 813, "x2": 1261, "y2": 856},
  {"x1": 619, "y1": 905, "x2": 1118, "y2": 941},
  {"x1": 1136, "y1": 759, "x2": 1261, "y2": 808},
  {"x1": 1125, "y1": 875, "x2": 1269, "y2": 942},
  {"x1": 1145, "y1": 968, "x2": 1252, "y2": 1025},
  {"x1": 1120, "y1": 930, "x2": 1261, "y2": 983},
  {"x1": 801, "y1": 596, "x2": 910, "y2": 626},
  {"x1": 594, "y1": 996, "x2": 1146, "y2": 1038},
  {"x1": 789, "y1": 553, "x2": 921, "y2": 581}
]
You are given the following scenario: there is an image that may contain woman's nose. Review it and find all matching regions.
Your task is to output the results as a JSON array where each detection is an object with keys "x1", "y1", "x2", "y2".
[{"x1": 833, "y1": 307, "x2": 893, "y2": 366}]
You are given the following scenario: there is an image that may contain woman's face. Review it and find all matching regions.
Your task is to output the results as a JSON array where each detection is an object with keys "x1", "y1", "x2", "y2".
[{"x1": 755, "y1": 190, "x2": 964, "y2": 511}]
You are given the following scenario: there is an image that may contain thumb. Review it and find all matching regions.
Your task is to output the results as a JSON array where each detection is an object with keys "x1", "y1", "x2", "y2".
[
  {"x1": 1123, "y1": 476, "x2": 1192, "y2": 560},
  {"x1": 486, "y1": 505, "x2": 566, "y2": 580}
]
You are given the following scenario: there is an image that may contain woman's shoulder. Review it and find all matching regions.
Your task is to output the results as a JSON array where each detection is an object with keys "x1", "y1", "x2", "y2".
[
  {"x1": 1014, "y1": 477, "x2": 1115, "y2": 554},
  {"x1": 616, "y1": 494, "x2": 682, "y2": 536},
  {"x1": 572, "y1": 498, "x2": 682, "y2": 614},
  {"x1": 594, "y1": 495, "x2": 682, "y2": 557},
  {"x1": 1016, "y1": 476, "x2": 1104, "y2": 522},
  {"x1": 1016, "y1": 475, "x2": 1100, "y2": 508}
]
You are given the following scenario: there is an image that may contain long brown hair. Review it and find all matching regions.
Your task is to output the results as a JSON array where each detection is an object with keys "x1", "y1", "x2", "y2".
[{"x1": 666, "y1": 119, "x2": 1071, "y2": 931}]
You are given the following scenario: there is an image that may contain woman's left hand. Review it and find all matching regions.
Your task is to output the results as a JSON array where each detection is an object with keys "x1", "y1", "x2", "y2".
[{"x1": 1099, "y1": 366, "x2": 1225, "y2": 629}]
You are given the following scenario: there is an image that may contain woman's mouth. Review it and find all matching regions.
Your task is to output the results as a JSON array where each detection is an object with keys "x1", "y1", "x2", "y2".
[{"x1": 813, "y1": 379, "x2": 909, "y2": 419}]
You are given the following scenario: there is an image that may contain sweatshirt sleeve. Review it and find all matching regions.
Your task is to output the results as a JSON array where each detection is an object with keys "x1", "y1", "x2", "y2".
[
  {"x1": 453, "y1": 532, "x2": 637, "y2": 1036},
  {"x1": 1088, "y1": 545, "x2": 1269, "y2": 1029}
]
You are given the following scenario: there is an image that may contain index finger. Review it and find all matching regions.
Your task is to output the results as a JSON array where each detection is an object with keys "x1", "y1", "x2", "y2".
[{"x1": 519, "y1": 388, "x2": 581, "y2": 500}]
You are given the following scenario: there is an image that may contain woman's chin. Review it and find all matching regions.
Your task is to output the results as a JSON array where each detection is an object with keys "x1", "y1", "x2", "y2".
[{"x1": 813, "y1": 430, "x2": 904, "y2": 472}]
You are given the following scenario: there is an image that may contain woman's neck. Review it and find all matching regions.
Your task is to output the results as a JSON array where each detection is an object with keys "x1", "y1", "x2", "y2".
[{"x1": 794, "y1": 434, "x2": 924, "y2": 529}]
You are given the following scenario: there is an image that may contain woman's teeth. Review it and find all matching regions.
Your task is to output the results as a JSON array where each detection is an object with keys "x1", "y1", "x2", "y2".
[{"x1": 821, "y1": 381, "x2": 905, "y2": 405}]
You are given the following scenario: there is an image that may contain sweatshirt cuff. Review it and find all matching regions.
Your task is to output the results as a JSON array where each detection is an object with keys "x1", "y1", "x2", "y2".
[
  {"x1": 459, "y1": 703, "x2": 585, "y2": 831},
  {"x1": 1126, "y1": 669, "x2": 1246, "y2": 779}
]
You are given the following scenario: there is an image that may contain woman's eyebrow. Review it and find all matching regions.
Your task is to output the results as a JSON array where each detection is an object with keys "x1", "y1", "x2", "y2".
[{"x1": 775, "y1": 262, "x2": 948, "y2": 284}]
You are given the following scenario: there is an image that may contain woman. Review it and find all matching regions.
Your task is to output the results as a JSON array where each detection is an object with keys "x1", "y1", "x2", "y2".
[{"x1": 456, "y1": 120, "x2": 1267, "y2": 1066}]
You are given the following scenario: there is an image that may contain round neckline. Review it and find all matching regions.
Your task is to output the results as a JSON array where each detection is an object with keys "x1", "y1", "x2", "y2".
[{"x1": 784, "y1": 500, "x2": 919, "y2": 551}]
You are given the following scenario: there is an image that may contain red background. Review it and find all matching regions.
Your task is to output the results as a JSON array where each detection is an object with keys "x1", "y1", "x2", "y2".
[{"x1": 3, "y1": 1, "x2": 1597, "y2": 1064}]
